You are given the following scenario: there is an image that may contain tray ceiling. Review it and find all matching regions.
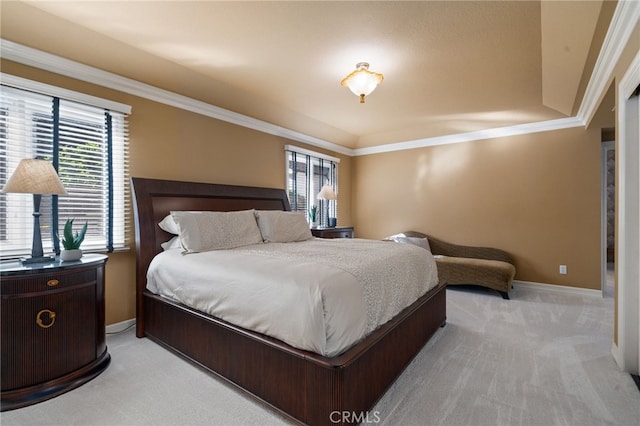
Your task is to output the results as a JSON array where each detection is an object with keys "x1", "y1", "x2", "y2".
[{"x1": 1, "y1": 1, "x2": 612, "y2": 149}]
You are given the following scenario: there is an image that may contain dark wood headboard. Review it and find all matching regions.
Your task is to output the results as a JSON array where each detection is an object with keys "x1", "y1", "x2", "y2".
[{"x1": 130, "y1": 177, "x2": 291, "y2": 336}]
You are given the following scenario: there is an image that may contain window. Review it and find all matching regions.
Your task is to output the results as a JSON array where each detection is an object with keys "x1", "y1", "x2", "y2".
[
  {"x1": 285, "y1": 145, "x2": 339, "y2": 226},
  {"x1": 0, "y1": 78, "x2": 130, "y2": 259}
]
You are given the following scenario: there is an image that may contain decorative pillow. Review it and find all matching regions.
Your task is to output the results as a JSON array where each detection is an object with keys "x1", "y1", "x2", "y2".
[
  {"x1": 384, "y1": 233, "x2": 431, "y2": 252},
  {"x1": 158, "y1": 214, "x2": 180, "y2": 235},
  {"x1": 254, "y1": 210, "x2": 312, "y2": 243},
  {"x1": 160, "y1": 236, "x2": 182, "y2": 251},
  {"x1": 171, "y1": 210, "x2": 263, "y2": 253}
]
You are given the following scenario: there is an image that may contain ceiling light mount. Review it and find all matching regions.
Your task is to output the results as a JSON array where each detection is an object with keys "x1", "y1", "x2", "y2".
[{"x1": 341, "y1": 62, "x2": 383, "y2": 103}]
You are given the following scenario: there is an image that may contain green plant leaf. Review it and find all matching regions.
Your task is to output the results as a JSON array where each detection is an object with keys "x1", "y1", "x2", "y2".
[{"x1": 61, "y1": 219, "x2": 88, "y2": 250}]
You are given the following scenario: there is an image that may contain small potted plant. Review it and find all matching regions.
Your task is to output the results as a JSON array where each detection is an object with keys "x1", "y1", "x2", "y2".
[
  {"x1": 309, "y1": 205, "x2": 318, "y2": 228},
  {"x1": 60, "y1": 219, "x2": 88, "y2": 261}
]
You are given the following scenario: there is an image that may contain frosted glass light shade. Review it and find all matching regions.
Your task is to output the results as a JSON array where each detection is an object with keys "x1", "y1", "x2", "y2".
[{"x1": 341, "y1": 62, "x2": 384, "y2": 103}]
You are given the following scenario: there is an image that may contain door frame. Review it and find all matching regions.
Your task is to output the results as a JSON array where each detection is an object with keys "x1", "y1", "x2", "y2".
[{"x1": 613, "y1": 49, "x2": 640, "y2": 374}]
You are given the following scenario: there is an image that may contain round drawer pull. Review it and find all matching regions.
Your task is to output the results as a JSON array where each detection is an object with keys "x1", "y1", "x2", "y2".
[
  {"x1": 47, "y1": 279, "x2": 59, "y2": 287},
  {"x1": 36, "y1": 309, "x2": 56, "y2": 329}
]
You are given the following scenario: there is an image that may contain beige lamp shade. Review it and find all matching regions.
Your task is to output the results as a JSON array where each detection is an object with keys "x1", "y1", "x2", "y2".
[
  {"x1": 2, "y1": 159, "x2": 67, "y2": 195},
  {"x1": 317, "y1": 184, "x2": 337, "y2": 200}
]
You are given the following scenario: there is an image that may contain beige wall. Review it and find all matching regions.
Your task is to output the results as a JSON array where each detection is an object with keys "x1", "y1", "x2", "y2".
[
  {"x1": 1, "y1": 60, "x2": 353, "y2": 325},
  {"x1": 353, "y1": 126, "x2": 603, "y2": 289},
  {"x1": 1, "y1": 11, "x2": 635, "y2": 324},
  {"x1": 0, "y1": 57, "x2": 606, "y2": 324}
]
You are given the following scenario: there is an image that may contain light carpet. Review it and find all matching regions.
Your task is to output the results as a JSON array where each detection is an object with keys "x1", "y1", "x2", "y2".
[{"x1": 2, "y1": 285, "x2": 639, "y2": 426}]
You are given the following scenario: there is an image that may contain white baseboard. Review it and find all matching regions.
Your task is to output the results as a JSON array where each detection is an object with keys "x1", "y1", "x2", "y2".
[
  {"x1": 513, "y1": 280, "x2": 602, "y2": 297},
  {"x1": 611, "y1": 342, "x2": 624, "y2": 370},
  {"x1": 106, "y1": 318, "x2": 136, "y2": 334}
]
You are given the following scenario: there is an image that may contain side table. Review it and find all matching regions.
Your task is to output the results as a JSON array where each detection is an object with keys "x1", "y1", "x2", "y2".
[
  {"x1": 0, "y1": 254, "x2": 110, "y2": 411},
  {"x1": 311, "y1": 226, "x2": 354, "y2": 239}
]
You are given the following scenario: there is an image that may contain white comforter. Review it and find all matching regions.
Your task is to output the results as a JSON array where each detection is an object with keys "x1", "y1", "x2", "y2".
[{"x1": 147, "y1": 238, "x2": 438, "y2": 357}]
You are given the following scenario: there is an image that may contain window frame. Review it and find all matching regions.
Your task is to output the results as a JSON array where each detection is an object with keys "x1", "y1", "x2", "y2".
[
  {"x1": 0, "y1": 74, "x2": 131, "y2": 260},
  {"x1": 284, "y1": 145, "x2": 339, "y2": 227}
]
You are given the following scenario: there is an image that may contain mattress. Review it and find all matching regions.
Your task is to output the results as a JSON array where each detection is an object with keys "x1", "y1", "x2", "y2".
[{"x1": 147, "y1": 238, "x2": 438, "y2": 356}]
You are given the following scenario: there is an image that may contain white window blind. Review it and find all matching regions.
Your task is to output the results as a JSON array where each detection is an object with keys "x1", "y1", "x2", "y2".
[
  {"x1": 0, "y1": 83, "x2": 130, "y2": 259},
  {"x1": 285, "y1": 145, "x2": 338, "y2": 226}
]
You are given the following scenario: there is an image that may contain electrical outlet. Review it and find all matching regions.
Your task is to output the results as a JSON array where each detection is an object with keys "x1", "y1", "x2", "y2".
[{"x1": 559, "y1": 265, "x2": 567, "y2": 275}]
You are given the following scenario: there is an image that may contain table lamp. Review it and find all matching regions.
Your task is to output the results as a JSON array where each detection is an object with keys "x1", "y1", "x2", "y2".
[
  {"x1": 317, "y1": 184, "x2": 337, "y2": 228},
  {"x1": 2, "y1": 159, "x2": 67, "y2": 264}
]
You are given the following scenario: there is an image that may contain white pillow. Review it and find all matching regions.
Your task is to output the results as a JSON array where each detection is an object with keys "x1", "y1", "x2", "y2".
[
  {"x1": 254, "y1": 210, "x2": 312, "y2": 243},
  {"x1": 158, "y1": 214, "x2": 180, "y2": 235},
  {"x1": 171, "y1": 210, "x2": 263, "y2": 253},
  {"x1": 385, "y1": 233, "x2": 431, "y2": 252},
  {"x1": 160, "y1": 236, "x2": 182, "y2": 251}
]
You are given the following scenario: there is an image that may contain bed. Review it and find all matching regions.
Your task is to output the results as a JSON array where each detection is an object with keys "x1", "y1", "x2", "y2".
[{"x1": 131, "y1": 177, "x2": 446, "y2": 425}]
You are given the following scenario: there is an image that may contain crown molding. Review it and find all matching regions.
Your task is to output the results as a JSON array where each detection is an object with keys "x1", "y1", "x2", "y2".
[
  {"x1": 577, "y1": 0, "x2": 640, "y2": 126},
  {"x1": 0, "y1": 39, "x2": 352, "y2": 157},
  {"x1": 1, "y1": 0, "x2": 634, "y2": 158},
  {"x1": 620, "y1": 48, "x2": 640, "y2": 100},
  {"x1": 352, "y1": 117, "x2": 585, "y2": 156}
]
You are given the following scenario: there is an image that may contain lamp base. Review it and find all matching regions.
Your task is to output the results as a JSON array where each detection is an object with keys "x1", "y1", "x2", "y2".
[{"x1": 20, "y1": 255, "x2": 56, "y2": 265}]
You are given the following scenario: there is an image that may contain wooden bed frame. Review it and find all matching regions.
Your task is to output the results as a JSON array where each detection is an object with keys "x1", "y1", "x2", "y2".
[{"x1": 131, "y1": 177, "x2": 446, "y2": 425}]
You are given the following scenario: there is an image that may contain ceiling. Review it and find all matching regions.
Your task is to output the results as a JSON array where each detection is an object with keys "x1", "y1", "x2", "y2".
[{"x1": 1, "y1": 1, "x2": 613, "y2": 150}]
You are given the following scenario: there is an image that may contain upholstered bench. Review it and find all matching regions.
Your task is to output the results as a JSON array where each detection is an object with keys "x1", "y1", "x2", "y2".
[{"x1": 386, "y1": 231, "x2": 516, "y2": 299}]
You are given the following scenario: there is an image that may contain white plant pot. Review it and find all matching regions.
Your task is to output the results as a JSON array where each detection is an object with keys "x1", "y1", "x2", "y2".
[{"x1": 61, "y1": 249, "x2": 83, "y2": 262}]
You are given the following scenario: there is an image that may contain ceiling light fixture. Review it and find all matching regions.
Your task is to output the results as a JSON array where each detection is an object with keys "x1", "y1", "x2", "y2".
[{"x1": 341, "y1": 62, "x2": 383, "y2": 103}]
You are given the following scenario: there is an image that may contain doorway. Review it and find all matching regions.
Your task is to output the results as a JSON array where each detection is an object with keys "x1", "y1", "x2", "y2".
[{"x1": 601, "y1": 140, "x2": 615, "y2": 298}]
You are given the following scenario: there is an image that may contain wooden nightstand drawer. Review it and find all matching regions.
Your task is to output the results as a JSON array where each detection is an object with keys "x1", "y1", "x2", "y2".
[
  {"x1": 311, "y1": 226, "x2": 354, "y2": 239},
  {"x1": 0, "y1": 268, "x2": 97, "y2": 295},
  {"x1": 1, "y1": 285, "x2": 96, "y2": 390}
]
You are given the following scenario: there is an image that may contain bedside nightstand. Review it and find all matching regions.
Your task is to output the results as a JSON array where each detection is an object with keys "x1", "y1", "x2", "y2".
[
  {"x1": 0, "y1": 254, "x2": 110, "y2": 411},
  {"x1": 311, "y1": 226, "x2": 354, "y2": 239}
]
